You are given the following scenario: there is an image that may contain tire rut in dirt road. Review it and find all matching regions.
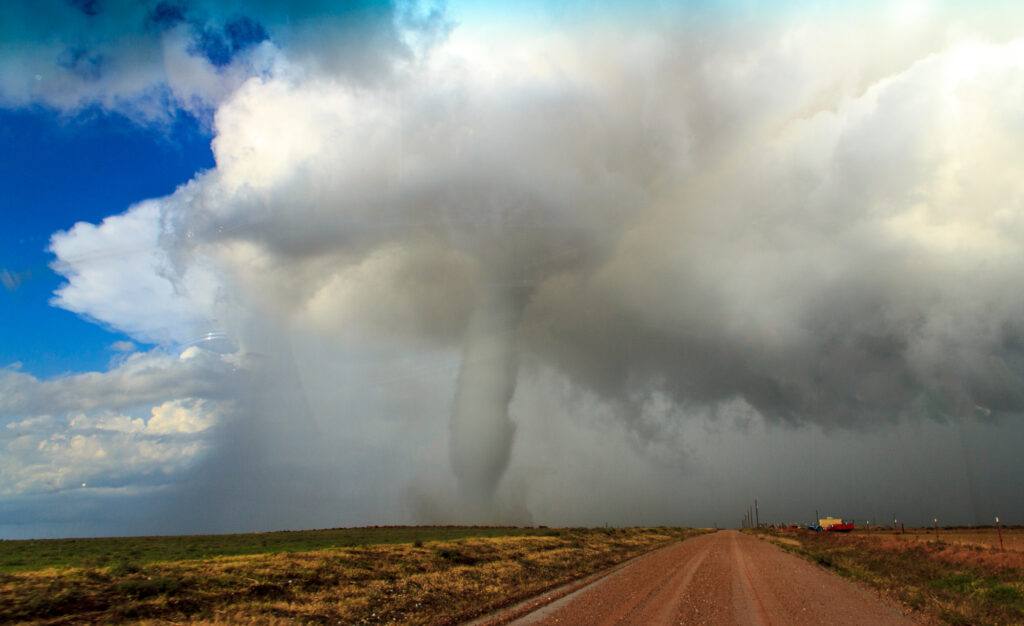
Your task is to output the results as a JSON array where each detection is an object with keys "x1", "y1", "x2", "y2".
[
  {"x1": 502, "y1": 530, "x2": 917, "y2": 625},
  {"x1": 729, "y1": 531, "x2": 774, "y2": 624},
  {"x1": 510, "y1": 536, "x2": 715, "y2": 625}
]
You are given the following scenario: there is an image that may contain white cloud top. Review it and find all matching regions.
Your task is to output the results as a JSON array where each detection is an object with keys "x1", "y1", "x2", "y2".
[{"x1": 1, "y1": 352, "x2": 229, "y2": 498}]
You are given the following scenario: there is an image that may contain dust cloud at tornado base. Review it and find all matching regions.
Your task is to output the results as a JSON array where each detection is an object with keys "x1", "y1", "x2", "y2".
[{"x1": 40, "y1": 4, "x2": 1024, "y2": 529}]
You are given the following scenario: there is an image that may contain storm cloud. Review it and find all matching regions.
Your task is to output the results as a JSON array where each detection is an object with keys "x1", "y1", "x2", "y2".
[{"x1": 5, "y1": 1, "x2": 1024, "y2": 533}]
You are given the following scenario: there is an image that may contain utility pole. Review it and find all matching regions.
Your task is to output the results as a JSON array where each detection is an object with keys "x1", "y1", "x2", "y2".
[{"x1": 755, "y1": 499, "x2": 760, "y2": 528}]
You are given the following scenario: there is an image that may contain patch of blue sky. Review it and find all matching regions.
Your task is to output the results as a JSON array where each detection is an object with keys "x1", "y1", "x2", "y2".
[
  {"x1": 148, "y1": 1, "x2": 188, "y2": 29},
  {"x1": 0, "y1": 107, "x2": 214, "y2": 378},
  {"x1": 190, "y1": 14, "x2": 270, "y2": 67}
]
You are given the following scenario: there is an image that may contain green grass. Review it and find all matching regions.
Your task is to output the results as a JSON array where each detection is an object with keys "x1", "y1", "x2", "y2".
[{"x1": 0, "y1": 526, "x2": 565, "y2": 573}]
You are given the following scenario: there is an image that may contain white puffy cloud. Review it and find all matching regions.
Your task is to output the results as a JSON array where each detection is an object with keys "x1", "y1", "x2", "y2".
[
  {"x1": 49, "y1": 199, "x2": 226, "y2": 347},
  {"x1": 0, "y1": 353, "x2": 227, "y2": 498},
  {"x1": 148, "y1": 398, "x2": 219, "y2": 433},
  {"x1": 0, "y1": 348, "x2": 241, "y2": 417},
  {"x1": 64, "y1": 399, "x2": 218, "y2": 435}
]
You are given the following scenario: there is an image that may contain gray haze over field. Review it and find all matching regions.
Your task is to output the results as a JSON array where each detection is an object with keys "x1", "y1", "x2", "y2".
[{"x1": 3, "y1": 0, "x2": 1024, "y2": 537}]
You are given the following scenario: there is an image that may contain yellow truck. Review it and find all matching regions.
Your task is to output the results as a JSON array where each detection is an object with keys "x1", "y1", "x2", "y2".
[{"x1": 819, "y1": 517, "x2": 854, "y2": 532}]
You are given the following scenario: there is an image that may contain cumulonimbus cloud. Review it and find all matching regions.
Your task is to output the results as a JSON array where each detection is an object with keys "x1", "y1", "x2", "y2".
[{"x1": 36, "y1": 2, "x2": 1024, "y2": 523}]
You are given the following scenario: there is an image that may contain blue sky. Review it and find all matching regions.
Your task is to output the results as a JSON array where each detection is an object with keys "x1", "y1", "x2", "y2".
[
  {"x1": 1, "y1": 108, "x2": 213, "y2": 377},
  {"x1": 3, "y1": 0, "x2": 1024, "y2": 538}
]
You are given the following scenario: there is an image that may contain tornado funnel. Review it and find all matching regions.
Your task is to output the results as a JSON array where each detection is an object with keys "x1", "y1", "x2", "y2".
[{"x1": 449, "y1": 282, "x2": 524, "y2": 516}]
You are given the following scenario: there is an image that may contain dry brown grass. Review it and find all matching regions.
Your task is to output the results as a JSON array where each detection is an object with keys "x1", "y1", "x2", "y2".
[
  {"x1": 871, "y1": 529, "x2": 1024, "y2": 553},
  {"x1": 0, "y1": 527, "x2": 708, "y2": 624},
  {"x1": 754, "y1": 528, "x2": 1024, "y2": 625}
]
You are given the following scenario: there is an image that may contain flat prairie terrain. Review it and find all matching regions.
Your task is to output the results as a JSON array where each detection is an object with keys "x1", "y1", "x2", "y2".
[
  {"x1": 0, "y1": 526, "x2": 566, "y2": 573},
  {"x1": 0, "y1": 526, "x2": 707, "y2": 624},
  {"x1": 873, "y1": 528, "x2": 1024, "y2": 553},
  {"x1": 755, "y1": 527, "x2": 1024, "y2": 625}
]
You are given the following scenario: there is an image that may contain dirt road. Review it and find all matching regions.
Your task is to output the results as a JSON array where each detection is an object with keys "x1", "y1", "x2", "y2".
[{"x1": 501, "y1": 530, "x2": 915, "y2": 625}]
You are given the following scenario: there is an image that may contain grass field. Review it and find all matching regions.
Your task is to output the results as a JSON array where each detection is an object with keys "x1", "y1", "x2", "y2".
[
  {"x1": 0, "y1": 526, "x2": 568, "y2": 573},
  {"x1": 0, "y1": 526, "x2": 709, "y2": 624},
  {"x1": 753, "y1": 527, "x2": 1024, "y2": 625},
  {"x1": 875, "y1": 528, "x2": 1024, "y2": 553}
]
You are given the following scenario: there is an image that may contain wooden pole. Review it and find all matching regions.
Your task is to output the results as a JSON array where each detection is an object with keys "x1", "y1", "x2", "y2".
[
  {"x1": 755, "y1": 499, "x2": 760, "y2": 529},
  {"x1": 996, "y1": 516, "x2": 1004, "y2": 551},
  {"x1": 934, "y1": 518, "x2": 939, "y2": 541}
]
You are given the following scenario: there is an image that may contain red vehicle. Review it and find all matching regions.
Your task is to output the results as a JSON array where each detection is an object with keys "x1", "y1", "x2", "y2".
[{"x1": 820, "y1": 517, "x2": 855, "y2": 532}]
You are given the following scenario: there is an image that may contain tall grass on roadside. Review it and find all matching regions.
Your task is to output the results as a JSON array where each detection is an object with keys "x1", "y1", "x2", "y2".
[
  {"x1": 751, "y1": 528, "x2": 1024, "y2": 625},
  {"x1": 0, "y1": 527, "x2": 709, "y2": 624}
]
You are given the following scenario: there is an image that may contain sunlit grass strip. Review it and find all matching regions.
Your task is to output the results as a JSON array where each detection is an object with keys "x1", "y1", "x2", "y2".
[
  {"x1": 750, "y1": 528, "x2": 1024, "y2": 626},
  {"x1": 0, "y1": 526, "x2": 570, "y2": 573},
  {"x1": 0, "y1": 527, "x2": 709, "y2": 624}
]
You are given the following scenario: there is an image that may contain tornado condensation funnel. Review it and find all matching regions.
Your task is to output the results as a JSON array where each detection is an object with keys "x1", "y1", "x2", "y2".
[{"x1": 449, "y1": 281, "x2": 523, "y2": 516}]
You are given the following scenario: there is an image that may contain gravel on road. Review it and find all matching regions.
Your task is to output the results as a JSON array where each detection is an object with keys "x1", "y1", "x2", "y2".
[{"x1": 498, "y1": 530, "x2": 916, "y2": 625}]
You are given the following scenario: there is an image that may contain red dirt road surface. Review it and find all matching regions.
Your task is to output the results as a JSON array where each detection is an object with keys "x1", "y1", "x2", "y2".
[{"x1": 502, "y1": 530, "x2": 916, "y2": 625}]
